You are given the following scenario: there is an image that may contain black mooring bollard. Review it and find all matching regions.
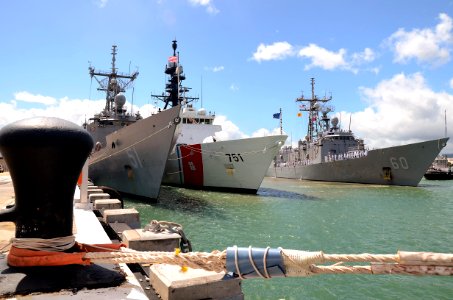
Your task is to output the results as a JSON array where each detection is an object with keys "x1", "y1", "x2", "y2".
[{"x1": 0, "y1": 117, "x2": 93, "y2": 239}]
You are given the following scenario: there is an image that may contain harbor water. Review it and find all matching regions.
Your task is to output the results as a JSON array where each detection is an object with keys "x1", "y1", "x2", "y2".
[{"x1": 125, "y1": 178, "x2": 453, "y2": 299}]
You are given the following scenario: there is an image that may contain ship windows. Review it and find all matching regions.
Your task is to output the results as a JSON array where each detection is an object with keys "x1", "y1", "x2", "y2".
[{"x1": 182, "y1": 118, "x2": 212, "y2": 124}]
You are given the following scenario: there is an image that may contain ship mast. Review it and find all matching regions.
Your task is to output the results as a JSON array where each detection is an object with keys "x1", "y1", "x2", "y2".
[
  {"x1": 89, "y1": 45, "x2": 139, "y2": 115},
  {"x1": 151, "y1": 40, "x2": 198, "y2": 108},
  {"x1": 296, "y1": 78, "x2": 332, "y2": 142}
]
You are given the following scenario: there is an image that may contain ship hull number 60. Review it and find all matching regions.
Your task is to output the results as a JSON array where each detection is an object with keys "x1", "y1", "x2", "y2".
[{"x1": 390, "y1": 157, "x2": 409, "y2": 169}]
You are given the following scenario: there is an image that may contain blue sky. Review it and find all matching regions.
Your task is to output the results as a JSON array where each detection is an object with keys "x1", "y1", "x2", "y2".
[{"x1": 1, "y1": 0, "x2": 453, "y2": 153}]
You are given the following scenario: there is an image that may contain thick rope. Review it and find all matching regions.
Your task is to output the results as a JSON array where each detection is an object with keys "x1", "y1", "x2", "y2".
[
  {"x1": 280, "y1": 249, "x2": 453, "y2": 277},
  {"x1": 143, "y1": 220, "x2": 183, "y2": 234},
  {"x1": 6, "y1": 239, "x2": 453, "y2": 277},
  {"x1": 84, "y1": 249, "x2": 227, "y2": 273},
  {"x1": 11, "y1": 236, "x2": 76, "y2": 252}
]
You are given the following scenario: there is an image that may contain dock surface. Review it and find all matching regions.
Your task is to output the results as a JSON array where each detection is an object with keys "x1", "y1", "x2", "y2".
[{"x1": 0, "y1": 172, "x2": 14, "y2": 252}]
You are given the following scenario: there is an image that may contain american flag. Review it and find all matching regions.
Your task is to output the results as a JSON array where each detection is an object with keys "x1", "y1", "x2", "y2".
[{"x1": 168, "y1": 56, "x2": 178, "y2": 63}]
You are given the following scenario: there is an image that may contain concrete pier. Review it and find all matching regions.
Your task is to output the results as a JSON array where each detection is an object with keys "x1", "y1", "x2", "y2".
[
  {"x1": 0, "y1": 172, "x2": 149, "y2": 299},
  {"x1": 0, "y1": 172, "x2": 14, "y2": 252},
  {"x1": 0, "y1": 172, "x2": 244, "y2": 299}
]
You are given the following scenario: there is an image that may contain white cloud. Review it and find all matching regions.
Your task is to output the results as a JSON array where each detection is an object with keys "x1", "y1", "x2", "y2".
[
  {"x1": 349, "y1": 72, "x2": 453, "y2": 152},
  {"x1": 450, "y1": 78, "x2": 453, "y2": 89},
  {"x1": 251, "y1": 127, "x2": 283, "y2": 138},
  {"x1": 208, "y1": 116, "x2": 284, "y2": 145},
  {"x1": 95, "y1": 0, "x2": 108, "y2": 8},
  {"x1": 212, "y1": 66, "x2": 224, "y2": 72},
  {"x1": 205, "y1": 66, "x2": 224, "y2": 72},
  {"x1": 386, "y1": 13, "x2": 453, "y2": 66},
  {"x1": 230, "y1": 84, "x2": 239, "y2": 91},
  {"x1": 0, "y1": 92, "x2": 161, "y2": 129},
  {"x1": 188, "y1": 0, "x2": 219, "y2": 15},
  {"x1": 251, "y1": 41, "x2": 376, "y2": 73},
  {"x1": 14, "y1": 91, "x2": 57, "y2": 105},
  {"x1": 298, "y1": 44, "x2": 348, "y2": 70},
  {"x1": 212, "y1": 115, "x2": 247, "y2": 140},
  {"x1": 351, "y1": 48, "x2": 376, "y2": 64},
  {"x1": 251, "y1": 42, "x2": 294, "y2": 62}
]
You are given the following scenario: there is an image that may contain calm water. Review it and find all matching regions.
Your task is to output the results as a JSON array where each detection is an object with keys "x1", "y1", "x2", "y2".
[{"x1": 125, "y1": 178, "x2": 453, "y2": 299}]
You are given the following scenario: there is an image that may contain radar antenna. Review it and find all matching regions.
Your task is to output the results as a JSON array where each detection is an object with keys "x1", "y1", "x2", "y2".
[
  {"x1": 151, "y1": 40, "x2": 199, "y2": 109},
  {"x1": 296, "y1": 78, "x2": 333, "y2": 142},
  {"x1": 89, "y1": 45, "x2": 139, "y2": 114}
]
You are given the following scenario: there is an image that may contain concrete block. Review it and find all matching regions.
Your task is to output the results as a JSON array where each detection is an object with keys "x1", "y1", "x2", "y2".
[
  {"x1": 150, "y1": 264, "x2": 243, "y2": 300},
  {"x1": 122, "y1": 229, "x2": 180, "y2": 252},
  {"x1": 87, "y1": 188, "x2": 104, "y2": 198},
  {"x1": 95, "y1": 199, "x2": 122, "y2": 210},
  {"x1": 103, "y1": 208, "x2": 140, "y2": 229},
  {"x1": 89, "y1": 193, "x2": 110, "y2": 203},
  {"x1": 109, "y1": 222, "x2": 132, "y2": 236}
]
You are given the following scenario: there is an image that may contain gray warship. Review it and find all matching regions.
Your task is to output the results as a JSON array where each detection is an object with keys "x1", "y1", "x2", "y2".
[
  {"x1": 85, "y1": 45, "x2": 181, "y2": 199},
  {"x1": 267, "y1": 78, "x2": 449, "y2": 186}
]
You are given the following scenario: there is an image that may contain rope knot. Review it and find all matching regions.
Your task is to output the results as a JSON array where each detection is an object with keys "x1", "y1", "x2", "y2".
[{"x1": 280, "y1": 249, "x2": 325, "y2": 277}]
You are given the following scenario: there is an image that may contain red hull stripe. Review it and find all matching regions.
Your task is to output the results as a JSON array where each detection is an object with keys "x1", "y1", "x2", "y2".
[{"x1": 179, "y1": 144, "x2": 204, "y2": 186}]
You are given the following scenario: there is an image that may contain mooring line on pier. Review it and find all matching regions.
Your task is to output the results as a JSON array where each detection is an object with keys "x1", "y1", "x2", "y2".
[{"x1": 6, "y1": 237, "x2": 453, "y2": 278}]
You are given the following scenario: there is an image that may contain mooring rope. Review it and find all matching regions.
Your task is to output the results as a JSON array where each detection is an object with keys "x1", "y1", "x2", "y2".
[
  {"x1": 85, "y1": 249, "x2": 227, "y2": 272},
  {"x1": 167, "y1": 152, "x2": 193, "y2": 161},
  {"x1": 7, "y1": 238, "x2": 453, "y2": 277},
  {"x1": 83, "y1": 248, "x2": 453, "y2": 277},
  {"x1": 11, "y1": 236, "x2": 76, "y2": 252},
  {"x1": 143, "y1": 220, "x2": 192, "y2": 252}
]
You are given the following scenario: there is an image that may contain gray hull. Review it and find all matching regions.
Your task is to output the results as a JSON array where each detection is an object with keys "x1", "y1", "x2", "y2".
[
  {"x1": 267, "y1": 138, "x2": 449, "y2": 186},
  {"x1": 89, "y1": 106, "x2": 181, "y2": 199}
]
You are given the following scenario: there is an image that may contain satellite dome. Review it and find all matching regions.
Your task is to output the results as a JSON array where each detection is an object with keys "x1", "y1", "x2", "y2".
[
  {"x1": 198, "y1": 108, "x2": 206, "y2": 116},
  {"x1": 331, "y1": 117, "x2": 339, "y2": 127},
  {"x1": 114, "y1": 93, "x2": 126, "y2": 108}
]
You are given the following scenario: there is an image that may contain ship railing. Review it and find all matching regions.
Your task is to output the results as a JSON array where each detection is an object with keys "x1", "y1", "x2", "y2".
[
  {"x1": 323, "y1": 150, "x2": 368, "y2": 163},
  {"x1": 275, "y1": 159, "x2": 314, "y2": 167}
]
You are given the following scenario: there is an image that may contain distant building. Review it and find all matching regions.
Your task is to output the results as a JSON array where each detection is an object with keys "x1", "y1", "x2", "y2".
[{"x1": 448, "y1": 157, "x2": 453, "y2": 166}]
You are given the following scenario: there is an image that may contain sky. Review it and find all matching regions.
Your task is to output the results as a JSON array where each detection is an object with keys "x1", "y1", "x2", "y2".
[{"x1": 1, "y1": 0, "x2": 453, "y2": 153}]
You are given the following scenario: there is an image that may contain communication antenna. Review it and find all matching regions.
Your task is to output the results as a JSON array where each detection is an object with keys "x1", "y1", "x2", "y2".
[
  {"x1": 131, "y1": 87, "x2": 134, "y2": 115},
  {"x1": 348, "y1": 114, "x2": 352, "y2": 132}
]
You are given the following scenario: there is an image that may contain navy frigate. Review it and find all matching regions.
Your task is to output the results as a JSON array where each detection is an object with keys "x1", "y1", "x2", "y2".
[
  {"x1": 86, "y1": 45, "x2": 181, "y2": 199},
  {"x1": 267, "y1": 78, "x2": 449, "y2": 186}
]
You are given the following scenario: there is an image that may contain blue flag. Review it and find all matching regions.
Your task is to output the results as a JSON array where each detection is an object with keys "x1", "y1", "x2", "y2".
[{"x1": 273, "y1": 112, "x2": 281, "y2": 119}]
